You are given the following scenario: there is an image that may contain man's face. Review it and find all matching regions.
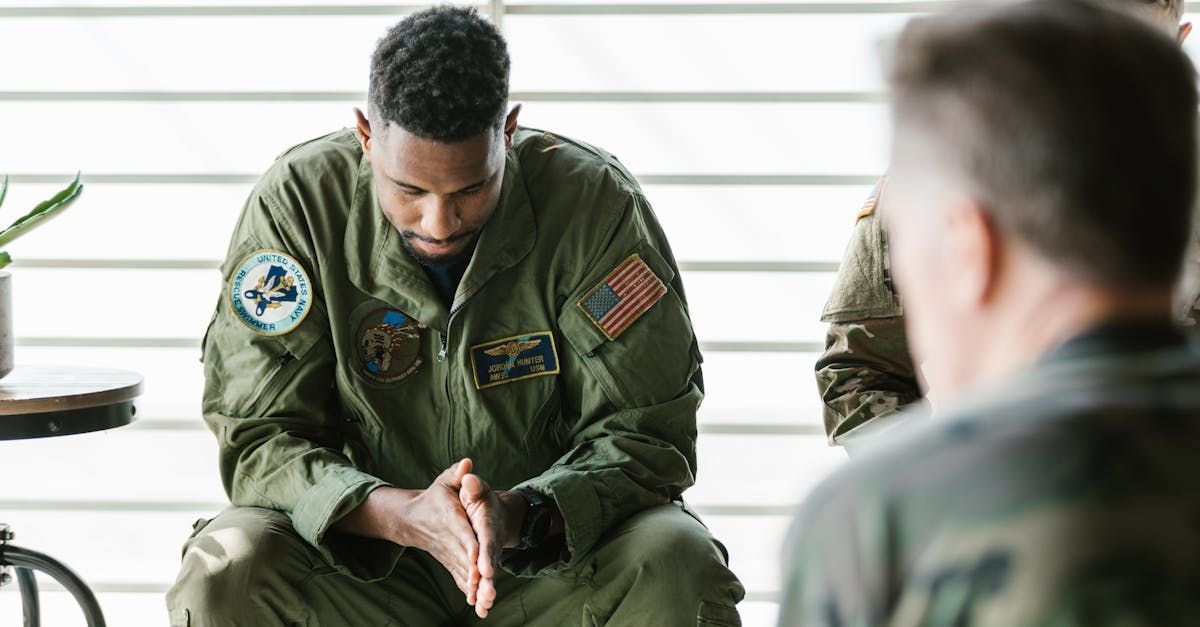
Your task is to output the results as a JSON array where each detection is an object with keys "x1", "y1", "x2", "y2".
[
  {"x1": 359, "y1": 113, "x2": 510, "y2": 266},
  {"x1": 883, "y1": 122, "x2": 979, "y2": 396}
]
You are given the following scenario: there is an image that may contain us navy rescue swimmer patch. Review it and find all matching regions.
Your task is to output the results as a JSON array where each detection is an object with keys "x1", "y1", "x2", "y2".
[
  {"x1": 230, "y1": 250, "x2": 313, "y2": 336},
  {"x1": 471, "y1": 332, "x2": 560, "y2": 390}
]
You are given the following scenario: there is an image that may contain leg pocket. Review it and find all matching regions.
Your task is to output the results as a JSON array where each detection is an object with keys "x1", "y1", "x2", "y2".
[
  {"x1": 167, "y1": 607, "x2": 190, "y2": 627},
  {"x1": 697, "y1": 600, "x2": 742, "y2": 627}
]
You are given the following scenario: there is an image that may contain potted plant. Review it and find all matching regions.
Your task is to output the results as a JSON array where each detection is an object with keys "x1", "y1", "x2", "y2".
[{"x1": 0, "y1": 174, "x2": 84, "y2": 379}]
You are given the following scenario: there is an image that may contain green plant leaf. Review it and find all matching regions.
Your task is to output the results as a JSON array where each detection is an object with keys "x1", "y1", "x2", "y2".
[
  {"x1": 0, "y1": 252, "x2": 12, "y2": 270},
  {"x1": 0, "y1": 175, "x2": 8, "y2": 210},
  {"x1": 8, "y1": 172, "x2": 80, "y2": 229},
  {"x1": 0, "y1": 172, "x2": 83, "y2": 249}
]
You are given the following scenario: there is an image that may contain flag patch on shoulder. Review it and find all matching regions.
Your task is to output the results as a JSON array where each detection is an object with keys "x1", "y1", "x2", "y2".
[
  {"x1": 577, "y1": 254, "x2": 667, "y2": 340},
  {"x1": 856, "y1": 177, "x2": 888, "y2": 224}
]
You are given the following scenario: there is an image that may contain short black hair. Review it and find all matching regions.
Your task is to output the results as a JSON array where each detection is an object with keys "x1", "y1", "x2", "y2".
[
  {"x1": 369, "y1": 6, "x2": 510, "y2": 143},
  {"x1": 890, "y1": 0, "x2": 1198, "y2": 288}
]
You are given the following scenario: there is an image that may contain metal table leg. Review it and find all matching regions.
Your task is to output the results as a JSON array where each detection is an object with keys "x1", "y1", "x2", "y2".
[
  {"x1": 0, "y1": 524, "x2": 105, "y2": 627},
  {"x1": 16, "y1": 566, "x2": 40, "y2": 626}
]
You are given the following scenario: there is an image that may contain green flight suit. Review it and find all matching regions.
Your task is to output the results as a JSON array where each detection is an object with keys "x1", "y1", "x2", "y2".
[{"x1": 165, "y1": 128, "x2": 744, "y2": 626}]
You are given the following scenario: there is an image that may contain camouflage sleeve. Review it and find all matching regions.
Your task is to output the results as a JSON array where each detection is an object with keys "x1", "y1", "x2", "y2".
[
  {"x1": 816, "y1": 317, "x2": 922, "y2": 443},
  {"x1": 815, "y1": 181, "x2": 922, "y2": 445}
]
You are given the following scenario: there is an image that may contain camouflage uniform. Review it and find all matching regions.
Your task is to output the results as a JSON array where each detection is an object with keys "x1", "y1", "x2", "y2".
[
  {"x1": 816, "y1": 180, "x2": 1200, "y2": 446},
  {"x1": 783, "y1": 322, "x2": 1200, "y2": 626},
  {"x1": 815, "y1": 179, "x2": 923, "y2": 445}
]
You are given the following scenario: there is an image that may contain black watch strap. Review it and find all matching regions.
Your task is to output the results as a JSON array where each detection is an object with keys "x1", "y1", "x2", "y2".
[{"x1": 514, "y1": 487, "x2": 553, "y2": 551}]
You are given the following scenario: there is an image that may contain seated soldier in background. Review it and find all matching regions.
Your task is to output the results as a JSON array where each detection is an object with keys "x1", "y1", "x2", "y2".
[
  {"x1": 814, "y1": 0, "x2": 1194, "y2": 448},
  {"x1": 781, "y1": 0, "x2": 1200, "y2": 623}
]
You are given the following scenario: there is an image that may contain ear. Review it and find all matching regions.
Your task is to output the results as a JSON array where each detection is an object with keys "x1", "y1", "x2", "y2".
[
  {"x1": 353, "y1": 108, "x2": 373, "y2": 157},
  {"x1": 1179, "y1": 22, "x2": 1192, "y2": 44},
  {"x1": 503, "y1": 104, "x2": 522, "y2": 149},
  {"x1": 943, "y1": 200, "x2": 1000, "y2": 311}
]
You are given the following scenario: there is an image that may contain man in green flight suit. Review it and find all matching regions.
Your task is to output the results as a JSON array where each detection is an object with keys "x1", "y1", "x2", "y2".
[
  {"x1": 781, "y1": 0, "x2": 1200, "y2": 623},
  {"x1": 814, "y1": 0, "x2": 1195, "y2": 448},
  {"x1": 165, "y1": 7, "x2": 743, "y2": 626}
]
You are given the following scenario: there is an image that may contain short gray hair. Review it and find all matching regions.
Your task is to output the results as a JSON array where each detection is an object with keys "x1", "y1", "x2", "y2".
[
  {"x1": 1095, "y1": 0, "x2": 1186, "y2": 31},
  {"x1": 889, "y1": 0, "x2": 1197, "y2": 288}
]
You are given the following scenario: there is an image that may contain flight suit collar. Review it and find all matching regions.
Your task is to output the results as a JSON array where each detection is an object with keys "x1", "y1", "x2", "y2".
[
  {"x1": 453, "y1": 149, "x2": 536, "y2": 311},
  {"x1": 345, "y1": 147, "x2": 536, "y2": 330}
]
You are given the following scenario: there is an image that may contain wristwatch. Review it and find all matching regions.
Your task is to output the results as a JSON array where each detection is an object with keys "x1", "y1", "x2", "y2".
[{"x1": 513, "y1": 487, "x2": 554, "y2": 551}]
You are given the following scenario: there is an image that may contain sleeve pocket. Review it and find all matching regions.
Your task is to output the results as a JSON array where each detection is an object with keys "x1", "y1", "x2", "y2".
[
  {"x1": 202, "y1": 238, "x2": 330, "y2": 418},
  {"x1": 204, "y1": 305, "x2": 329, "y2": 419},
  {"x1": 558, "y1": 242, "x2": 698, "y2": 408}
]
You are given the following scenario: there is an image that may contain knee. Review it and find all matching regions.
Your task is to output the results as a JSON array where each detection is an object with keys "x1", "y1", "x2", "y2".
[
  {"x1": 605, "y1": 506, "x2": 740, "y2": 597},
  {"x1": 634, "y1": 522, "x2": 718, "y2": 576},
  {"x1": 168, "y1": 508, "x2": 314, "y2": 619}
]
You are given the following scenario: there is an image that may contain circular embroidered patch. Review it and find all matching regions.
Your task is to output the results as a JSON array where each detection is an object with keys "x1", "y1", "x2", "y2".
[
  {"x1": 357, "y1": 309, "x2": 423, "y2": 383},
  {"x1": 229, "y1": 250, "x2": 313, "y2": 336}
]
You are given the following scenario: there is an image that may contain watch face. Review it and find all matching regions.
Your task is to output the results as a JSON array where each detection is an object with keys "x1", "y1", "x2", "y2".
[{"x1": 517, "y1": 487, "x2": 545, "y2": 509}]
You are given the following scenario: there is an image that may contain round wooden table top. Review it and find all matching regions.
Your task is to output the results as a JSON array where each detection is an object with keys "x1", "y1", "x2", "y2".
[
  {"x1": 0, "y1": 366, "x2": 143, "y2": 415},
  {"x1": 0, "y1": 366, "x2": 143, "y2": 440}
]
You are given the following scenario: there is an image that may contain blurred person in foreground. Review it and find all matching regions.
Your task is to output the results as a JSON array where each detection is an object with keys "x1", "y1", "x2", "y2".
[
  {"x1": 165, "y1": 6, "x2": 743, "y2": 625},
  {"x1": 814, "y1": 0, "x2": 1194, "y2": 449},
  {"x1": 780, "y1": 0, "x2": 1200, "y2": 624}
]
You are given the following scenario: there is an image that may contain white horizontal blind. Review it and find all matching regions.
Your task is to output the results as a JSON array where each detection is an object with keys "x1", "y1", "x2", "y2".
[
  {"x1": 1, "y1": 2, "x2": 874, "y2": 624},
  {"x1": 8, "y1": 2, "x2": 1190, "y2": 625}
]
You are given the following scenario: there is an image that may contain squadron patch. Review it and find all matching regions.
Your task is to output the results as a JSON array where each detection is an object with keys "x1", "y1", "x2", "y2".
[
  {"x1": 358, "y1": 309, "x2": 423, "y2": 384},
  {"x1": 470, "y1": 331, "x2": 560, "y2": 390},
  {"x1": 230, "y1": 250, "x2": 313, "y2": 336},
  {"x1": 577, "y1": 254, "x2": 667, "y2": 340}
]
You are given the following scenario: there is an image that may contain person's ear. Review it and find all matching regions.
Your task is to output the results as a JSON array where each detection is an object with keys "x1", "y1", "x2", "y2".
[
  {"x1": 943, "y1": 200, "x2": 999, "y2": 311},
  {"x1": 1179, "y1": 21, "x2": 1192, "y2": 43},
  {"x1": 503, "y1": 105, "x2": 522, "y2": 149},
  {"x1": 354, "y1": 108, "x2": 373, "y2": 157}
]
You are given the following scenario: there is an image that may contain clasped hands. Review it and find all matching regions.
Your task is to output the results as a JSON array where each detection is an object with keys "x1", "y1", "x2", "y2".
[{"x1": 337, "y1": 458, "x2": 528, "y2": 619}]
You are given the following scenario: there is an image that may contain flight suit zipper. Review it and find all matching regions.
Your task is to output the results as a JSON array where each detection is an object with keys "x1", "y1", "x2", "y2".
[
  {"x1": 438, "y1": 302, "x2": 466, "y2": 364},
  {"x1": 439, "y1": 284, "x2": 483, "y2": 466},
  {"x1": 438, "y1": 298, "x2": 470, "y2": 363},
  {"x1": 439, "y1": 312, "x2": 456, "y2": 465}
]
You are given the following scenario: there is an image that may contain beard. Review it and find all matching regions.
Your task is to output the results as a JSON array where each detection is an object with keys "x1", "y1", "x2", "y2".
[{"x1": 399, "y1": 229, "x2": 479, "y2": 268}]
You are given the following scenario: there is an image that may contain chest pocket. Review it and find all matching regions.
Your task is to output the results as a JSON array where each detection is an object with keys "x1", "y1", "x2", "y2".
[{"x1": 461, "y1": 321, "x2": 564, "y2": 481}]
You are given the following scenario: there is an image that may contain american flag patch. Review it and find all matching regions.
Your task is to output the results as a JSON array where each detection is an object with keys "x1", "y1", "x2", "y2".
[
  {"x1": 577, "y1": 254, "x2": 667, "y2": 340},
  {"x1": 855, "y1": 176, "x2": 888, "y2": 224}
]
